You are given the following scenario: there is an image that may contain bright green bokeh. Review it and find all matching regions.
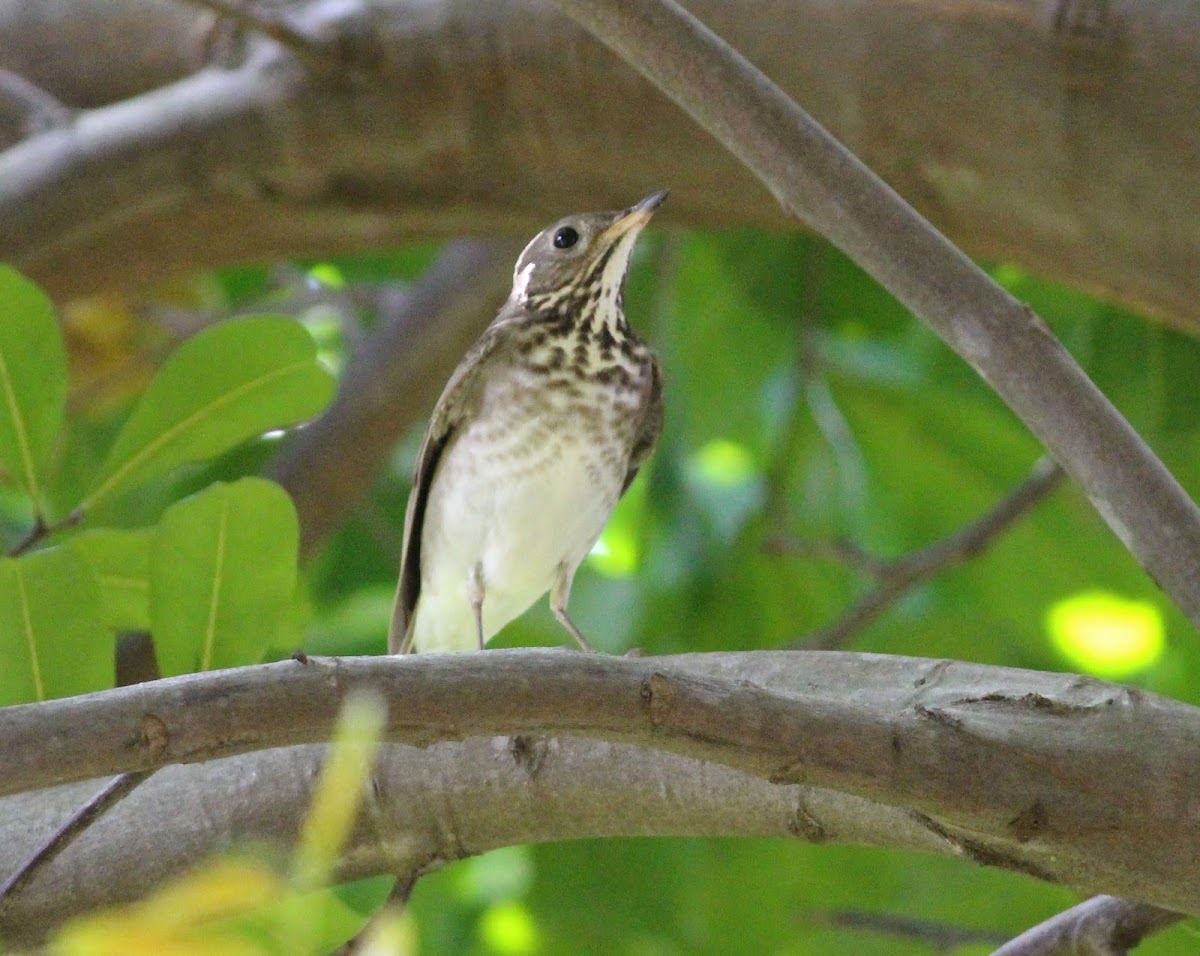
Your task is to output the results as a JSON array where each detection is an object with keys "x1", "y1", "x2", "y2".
[
  {"x1": 590, "y1": 527, "x2": 638, "y2": 578},
  {"x1": 689, "y1": 439, "x2": 758, "y2": 487},
  {"x1": 478, "y1": 901, "x2": 540, "y2": 955},
  {"x1": 1046, "y1": 590, "x2": 1164, "y2": 678},
  {"x1": 306, "y1": 262, "x2": 346, "y2": 289}
]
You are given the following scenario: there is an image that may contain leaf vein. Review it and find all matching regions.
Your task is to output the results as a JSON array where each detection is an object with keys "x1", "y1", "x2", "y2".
[
  {"x1": 0, "y1": 347, "x2": 41, "y2": 512},
  {"x1": 201, "y1": 494, "x2": 230, "y2": 671},
  {"x1": 84, "y1": 359, "x2": 313, "y2": 511},
  {"x1": 14, "y1": 564, "x2": 44, "y2": 700}
]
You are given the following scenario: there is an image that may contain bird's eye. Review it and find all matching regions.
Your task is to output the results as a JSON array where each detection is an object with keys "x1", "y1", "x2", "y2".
[{"x1": 553, "y1": 226, "x2": 579, "y2": 249}]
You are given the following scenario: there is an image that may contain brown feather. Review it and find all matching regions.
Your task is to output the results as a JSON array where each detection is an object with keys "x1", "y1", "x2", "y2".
[{"x1": 387, "y1": 315, "x2": 518, "y2": 652}]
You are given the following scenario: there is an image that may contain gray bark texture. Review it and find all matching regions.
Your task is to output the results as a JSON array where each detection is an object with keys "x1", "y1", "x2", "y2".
[
  {"x1": 0, "y1": 0, "x2": 1197, "y2": 331},
  {"x1": 1, "y1": 651, "x2": 1198, "y2": 944}
]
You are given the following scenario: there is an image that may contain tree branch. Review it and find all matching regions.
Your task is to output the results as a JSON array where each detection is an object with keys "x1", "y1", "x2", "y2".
[
  {"x1": 779, "y1": 457, "x2": 1065, "y2": 649},
  {"x1": 0, "y1": 736, "x2": 947, "y2": 945},
  {"x1": 543, "y1": 0, "x2": 1200, "y2": 631},
  {"x1": 992, "y1": 895, "x2": 1185, "y2": 955},
  {"x1": 1, "y1": 651, "x2": 1199, "y2": 915},
  {"x1": 810, "y1": 909, "x2": 1008, "y2": 952},
  {"x1": 0, "y1": 69, "x2": 71, "y2": 139},
  {"x1": 2, "y1": 1, "x2": 1198, "y2": 330}
]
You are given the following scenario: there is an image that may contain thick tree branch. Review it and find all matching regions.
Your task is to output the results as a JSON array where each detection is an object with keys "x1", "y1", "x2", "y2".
[
  {"x1": 543, "y1": 0, "x2": 1200, "y2": 630},
  {"x1": 1, "y1": 1, "x2": 1197, "y2": 331},
  {"x1": 992, "y1": 895, "x2": 1185, "y2": 955},
  {"x1": 1, "y1": 651, "x2": 1199, "y2": 915},
  {"x1": 268, "y1": 238, "x2": 521, "y2": 557},
  {"x1": 0, "y1": 736, "x2": 947, "y2": 945}
]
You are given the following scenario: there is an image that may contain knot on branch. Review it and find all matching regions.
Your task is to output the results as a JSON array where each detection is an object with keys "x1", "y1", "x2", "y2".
[{"x1": 642, "y1": 672, "x2": 677, "y2": 726}]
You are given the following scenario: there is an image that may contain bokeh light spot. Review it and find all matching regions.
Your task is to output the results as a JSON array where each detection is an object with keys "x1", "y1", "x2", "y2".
[
  {"x1": 1046, "y1": 591, "x2": 1164, "y2": 678},
  {"x1": 589, "y1": 527, "x2": 638, "y2": 578},
  {"x1": 478, "y1": 901, "x2": 539, "y2": 955},
  {"x1": 690, "y1": 439, "x2": 757, "y2": 487}
]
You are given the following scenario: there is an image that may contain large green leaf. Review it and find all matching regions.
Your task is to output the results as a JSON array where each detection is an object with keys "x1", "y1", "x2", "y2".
[
  {"x1": 151, "y1": 478, "x2": 299, "y2": 676},
  {"x1": 0, "y1": 548, "x2": 110, "y2": 705},
  {"x1": 80, "y1": 317, "x2": 335, "y2": 512},
  {"x1": 0, "y1": 266, "x2": 69, "y2": 514},
  {"x1": 68, "y1": 528, "x2": 154, "y2": 632}
]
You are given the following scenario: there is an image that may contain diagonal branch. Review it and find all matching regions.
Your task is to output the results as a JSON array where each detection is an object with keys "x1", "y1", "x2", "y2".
[
  {"x1": 0, "y1": 70, "x2": 71, "y2": 140},
  {"x1": 176, "y1": 0, "x2": 329, "y2": 63},
  {"x1": 543, "y1": 0, "x2": 1200, "y2": 629},
  {"x1": 779, "y1": 457, "x2": 1065, "y2": 649},
  {"x1": 810, "y1": 909, "x2": 1009, "y2": 953},
  {"x1": 991, "y1": 895, "x2": 1185, "y2": 955}
]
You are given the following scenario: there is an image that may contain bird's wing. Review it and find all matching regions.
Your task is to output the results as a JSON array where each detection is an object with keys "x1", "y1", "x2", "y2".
[
  {"x1": 387, "y1": 318, "x2": 514, "y2": 653},
  {"x1": 620, "y1": 351, "x2": 664, "y2": 497}
]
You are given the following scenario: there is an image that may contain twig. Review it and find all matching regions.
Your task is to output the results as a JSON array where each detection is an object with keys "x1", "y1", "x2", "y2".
[
  {"x1": 543, "y1": 0, "x2": 1200, "y2": 630},
  {"x1": 0, "y1": 70, "x2": 72, "y2": 138},
  {"x1": 782, "y1": 456, "x2": 1064, "y2": 649},
  {"x1": 0, "y1": 631, "x2": 162, "y2": 907},
  {"x1": 0, "y1": 770, "x2": 153, "y2": 907},
  {"x1": 812, "y1": 908, "x2": 1008, "y2": 953},
  {"x1": 990, "y1": 895, "x2": 1183, "y2": 955},
  {"x1": 6, "y1": 508, "x2": 84, "y2": 558},
  {"x1": 176, "y1": 0, "x2": 328, "y2": 63}
]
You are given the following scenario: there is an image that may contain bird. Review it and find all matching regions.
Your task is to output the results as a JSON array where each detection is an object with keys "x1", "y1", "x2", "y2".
[{"x1": 388, "y1": 191, "x2": 667, "y2": 654}]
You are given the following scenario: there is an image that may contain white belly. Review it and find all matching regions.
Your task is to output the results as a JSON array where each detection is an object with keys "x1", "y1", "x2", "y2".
[{"x1": 410, "y1": 395, "x2": 627, "y2": 652}]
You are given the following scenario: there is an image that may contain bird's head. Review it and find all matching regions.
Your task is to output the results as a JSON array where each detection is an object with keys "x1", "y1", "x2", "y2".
[{"x1": 510, "y1": 190, "x2": 669, "y2": 316}]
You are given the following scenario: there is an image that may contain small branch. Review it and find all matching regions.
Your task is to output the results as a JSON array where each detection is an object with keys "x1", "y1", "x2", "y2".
[
  {"x1": 176, "y1": 0, "x2": 331, "y2": 65},
  {"x1": 0, "y1": 630, "x2": 162, "y2": 907},
  {"x1": 0, "y1": 770, "x2": 153, "y2": 907},
  {"x1": 811, "y1": 909, "x2": 1008, "y2": 953},
  {"x1": 782, "y1": 457, "x2": 1064, "y2": 649},
  {"x1": 0, "y1": 70, "x2": 72, "y2": 139},
  {"x1": 7, "y1": 508, "x2": 85, "y2": 558},
  {"x1": 544, "y1": 0, "x2": 1200, "y2": 630},
  {"x1": 991, "y1": 895, "x2": 1184, "y2": 955}
]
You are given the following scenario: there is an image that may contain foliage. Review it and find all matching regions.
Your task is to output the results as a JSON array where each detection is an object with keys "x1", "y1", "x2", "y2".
[
  {"x1": 0, "y1": 276, "x2": 334, "y2": 705},
  {"x1": 2, "y1": 229, "x2": 1199, "y2": 953}
]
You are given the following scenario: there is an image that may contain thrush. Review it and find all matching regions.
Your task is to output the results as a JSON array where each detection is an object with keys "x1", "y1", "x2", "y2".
[{"x1": 388, "y1": 191, "x2": 667, "y2": 654}]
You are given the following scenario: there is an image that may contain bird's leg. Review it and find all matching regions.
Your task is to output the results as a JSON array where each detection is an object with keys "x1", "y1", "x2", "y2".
[
  {"x1": 468, "y1": 562, "x2": 486, "y2": 651},
  {"x1": 550, "y1": 564, "x2": 595, "y2": 652}
]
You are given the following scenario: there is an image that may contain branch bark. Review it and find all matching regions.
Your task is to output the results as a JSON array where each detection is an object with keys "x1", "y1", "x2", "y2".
[
  {"x1": 992, "y1": 895, "x2": 1185, "y2": 955},
  {"x1": 0, "y1": 734, "x2": 946, "y2": 945},
  {"x1": 0, "y1": 0, "x2": 1197, "y2": 331},
  {"x1": 1, "y1": 651, "x2": 1199, "y2": 921}
]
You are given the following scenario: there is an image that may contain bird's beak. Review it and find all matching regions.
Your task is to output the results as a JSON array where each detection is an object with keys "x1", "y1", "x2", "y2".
[{"x1": 600, "y1": 189, "x2": 670, "y2": 245}]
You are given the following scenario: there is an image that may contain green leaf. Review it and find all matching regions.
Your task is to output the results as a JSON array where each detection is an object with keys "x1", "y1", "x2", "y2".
[
  {"x1": 68, "y1": 528, "x2": 154, "y2": 632},
  {"x1": 0, "y1": 266, "x2": 69, "y2": 514},
  {"x1": 81, "y1": 317, "x2": 335, "y2": 512},
  {"x1": 0, "y1": 548, "x2": 111, "y2": 705},
  {"x1": 151, "y1": 478, "x2": 299, "y2": 675}
]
